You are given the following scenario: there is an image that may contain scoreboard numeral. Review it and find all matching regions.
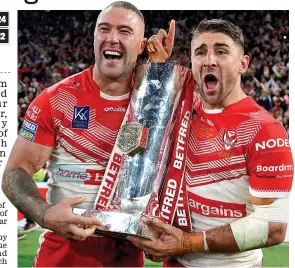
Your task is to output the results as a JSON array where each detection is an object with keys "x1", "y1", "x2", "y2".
[
  {"x1": 0, "y1": 16, "x2": 6, "y2": 23},
  {"x1": 0, "y1": 12, "x2": 8, "y2": 26},
  {"x1": 0, "y1": 12, "x2": 9, "y2": 43}
]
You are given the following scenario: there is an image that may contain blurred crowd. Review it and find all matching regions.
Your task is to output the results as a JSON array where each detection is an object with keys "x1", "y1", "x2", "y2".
[{"x1": 18, "y1": 10, "x2": 289, "y2": 134}]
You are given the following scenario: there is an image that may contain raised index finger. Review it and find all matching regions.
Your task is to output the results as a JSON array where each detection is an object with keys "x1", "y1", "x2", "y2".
[{"x1": 167, "y1": 20, "x2": 175, "y2": 44}]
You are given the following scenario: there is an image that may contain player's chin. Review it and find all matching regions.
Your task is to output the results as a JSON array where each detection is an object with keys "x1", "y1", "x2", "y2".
[
  {"x1": 204, "y1": 93, "x2": 220, "y2": 106},
  {"x1": 101, "y1": 57, "x2": 123, "y2": 68},
  {"x1": 101, "y1": 67, "x2": 124, "y2": 79}
]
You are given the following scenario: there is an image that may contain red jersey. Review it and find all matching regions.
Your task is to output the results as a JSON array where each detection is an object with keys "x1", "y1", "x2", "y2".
[
  {"x1": 19, "y1": 66, "x2": 130, "y2": 209},
  {"x1": 21, "y1": 66, "x2": 144, "y2": 267},
  {"x1": 178, "y1": 96, "x2": 293, "y2": 267}
]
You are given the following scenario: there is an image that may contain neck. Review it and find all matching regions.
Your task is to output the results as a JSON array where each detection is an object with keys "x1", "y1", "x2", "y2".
[{"x1": 92, "y1": 64, "x2": 133, "y2": 96}]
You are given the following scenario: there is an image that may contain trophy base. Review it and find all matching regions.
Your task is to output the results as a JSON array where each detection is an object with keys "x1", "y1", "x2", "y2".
[{"x1": 73, "y1": 208, "x2": 156, "y2": 240}]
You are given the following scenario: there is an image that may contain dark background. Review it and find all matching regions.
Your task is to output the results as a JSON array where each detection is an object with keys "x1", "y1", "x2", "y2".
[{"x1": 18, "y1": 10, "x2": 289, "y2": 133}]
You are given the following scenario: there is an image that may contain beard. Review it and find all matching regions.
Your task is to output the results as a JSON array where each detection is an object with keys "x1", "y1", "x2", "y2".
[
  {"x1": 198, "y1": 74, "x2": 237, "y2": 107},
  {"x1": 96, "y1": 58, "x2": 137, "y2": 81},
  {"x1": 95, "y1": 57, "x2": 124, "y2": 79},
  {"x1": 199, "y1": 80, "x2": 224, "y2": 106}
]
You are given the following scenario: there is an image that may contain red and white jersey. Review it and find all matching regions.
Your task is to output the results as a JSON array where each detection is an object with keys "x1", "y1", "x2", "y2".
[
  {"x1": 19, "y1": 66, "x2": 130, "y2": 209},
  {"x1": 178, "y1": 96, "x2": 293, "y2": 267}
]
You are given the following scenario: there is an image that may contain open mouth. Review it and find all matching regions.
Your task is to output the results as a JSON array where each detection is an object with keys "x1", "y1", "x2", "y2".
[
  {"x1": 103, "y1": 50, "x2": 123, "y2": 60},
  {"x1": 204, "y1": 74, "x2": 218, "y2": 90}
]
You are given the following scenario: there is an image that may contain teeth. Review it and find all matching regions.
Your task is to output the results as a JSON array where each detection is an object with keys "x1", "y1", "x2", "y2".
[{"x1": 104, "y1": 51, "x2": 122, "y2": 56}]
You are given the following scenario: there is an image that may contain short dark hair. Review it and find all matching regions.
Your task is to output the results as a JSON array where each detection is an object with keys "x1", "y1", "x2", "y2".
[
  {"x1": 191, "y1": 19, "x2": 244, "y2": 52},
  {"x1": 103, "y1": 1, "x2": 144, "y2": 22}
]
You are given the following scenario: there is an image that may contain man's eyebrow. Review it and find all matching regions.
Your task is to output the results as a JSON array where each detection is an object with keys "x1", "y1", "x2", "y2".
[
  {"x1": 118, "y1": 25, "x2": 134, "y2": 33},
  {"x1": 97, "y1": 22, "x2": 134, "y2": 33},
  {"x1": 97, "y1": 22, "x2": 111, "y2": 28},
  {"x1": 195, "y1": 43, "x2": 206, "y2": 50},
  {"x1": 195, "y1": 43, "x2": 230, "y2": 50},
  {"x1": 214, "y1": 42, "x2": 230, "y2": 48}
]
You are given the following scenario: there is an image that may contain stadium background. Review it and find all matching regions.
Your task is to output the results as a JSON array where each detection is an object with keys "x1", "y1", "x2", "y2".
[{"x1": 18, "y1": 10, "x2": 289, "y2": 267}]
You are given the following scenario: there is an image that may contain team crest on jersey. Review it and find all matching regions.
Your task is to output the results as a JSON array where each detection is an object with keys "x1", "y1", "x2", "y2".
[
  {"x1": 72, "y1": 106, "x2": 90, "y2": 129},
  {"x1": 27, "y1": 105, "x2": 41, "y2": 121},
  {"x1": 223, "y1": 129, "x2": 237, "y2": 150}
]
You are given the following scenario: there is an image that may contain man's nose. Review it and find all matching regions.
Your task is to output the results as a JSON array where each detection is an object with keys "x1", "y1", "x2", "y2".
[
  {"x1": 203, "y1": 51, "x2": 217, "y2": 68},
  {"x1": 106, "y1": 29, "x2": 119, "y2": 44}
]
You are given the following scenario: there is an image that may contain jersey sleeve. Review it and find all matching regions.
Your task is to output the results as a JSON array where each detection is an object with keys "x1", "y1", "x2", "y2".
[
  {"x1": 19, "y1": 90, "x2": 57, "y2": 147},
  {"x1": 247, "y1": 122, "x2": 293, "y2": 198}
]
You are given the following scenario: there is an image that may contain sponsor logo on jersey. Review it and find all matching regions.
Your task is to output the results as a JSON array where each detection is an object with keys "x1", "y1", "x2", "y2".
[
  {"x1": 55, "y1": 165, "x2": 103, "y2": 183},
  {"x1": 255, "y1": 138, "x2": 290, "y2": 151},
  {"x1": 104, "y1": 106, "x2": 126, "y2": 112},
  {"x1": 256, "y1": 164, "x2": 293, "y2": 172},
  {"x1": 188, "y1": 191, "x2": 246, "y2": 218},
  {"x1": 72, "y1": 106, "x2": 90, "y2": 129},
  {"x1": 256, "y1": 175, "x2": 275, "y2": 179},
  {"x1": 56, "y1": 167, "x2": 91, "y2": 181},
  {"x1": 22, "y1": 119, "x2": 38, "y2": 132},
  {"x1": 223, "y1": 129, "x2": 237, "y2": 150},
  {"x1": 19, "y1": 119, "x2": 38, "y2": 141},
  {"x1": 200, "y1": 116, "x2": 214, "y2": 126}
]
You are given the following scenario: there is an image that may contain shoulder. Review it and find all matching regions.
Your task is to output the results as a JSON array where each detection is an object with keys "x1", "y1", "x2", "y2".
[
  {"x1": 249, "y1": 103, "x2": 277, "y2": 125},
  {"x1": 238, "y1": 98, "x2": 288, "y2": 144},
  {"x1": 247, "y1": 100, "x2": 285, "y2": 138},
  {"x1": 45, "y1": 68, "x2": 90, "y2": 97}
]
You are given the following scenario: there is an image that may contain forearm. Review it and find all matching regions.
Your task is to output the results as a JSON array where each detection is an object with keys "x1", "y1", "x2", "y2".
[
  {"x1": 184, "y1": 197, "x2": 288, "y2": 254},
  {"x1": 265, "y1": 222, "x2": 287, "y2": 246},
  {"x1": 184, "y1": 225, "x2": 239, "y2": 253},
  {"x1": 185, "y1": 221, "x2": 286, "y2": 254},
  {"x1": 2, "y1": 167, "x2": 52, "y2": 227},
  {"x1": 206, "y1": 224, "x2": 239, "y2": 252}
]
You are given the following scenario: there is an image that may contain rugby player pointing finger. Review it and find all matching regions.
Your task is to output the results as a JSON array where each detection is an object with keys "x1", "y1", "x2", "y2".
[{"x1": 2, "y1": 2, "x2": 151, "y2": 267}]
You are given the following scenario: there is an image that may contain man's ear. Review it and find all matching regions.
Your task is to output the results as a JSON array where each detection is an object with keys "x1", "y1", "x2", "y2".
[
  {"x1": 240, "y1": 55, "x2": 250, "y2": 74},
  {"x1": 138, "y1": 38, "x2": 147, "y2": 55}
]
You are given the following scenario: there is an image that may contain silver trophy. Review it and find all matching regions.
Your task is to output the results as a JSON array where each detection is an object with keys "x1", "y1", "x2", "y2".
[{"x1": 73, "y1": 62, "x2": 192, "y2": 239}]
